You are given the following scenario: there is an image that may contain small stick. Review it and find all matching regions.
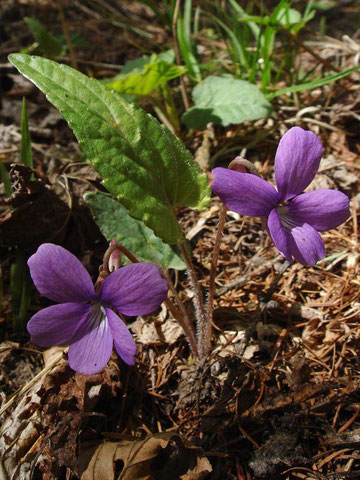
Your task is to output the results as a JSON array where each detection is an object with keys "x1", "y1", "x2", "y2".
[
  {"x1": 238, "y1": 259, "x2": 290, "y2": 358},
  {"x1": 282, "y1": 27, "x2": 341, "y2": 74},
  {"x1": 0, "y1": 349, "x2": 67, "y2": 416},
  {"x1": 259, "y1": 259, "x2": 290, "y2": 301},
  {"x1": 57, "y1": 0, "x2": 78, "y2": 70}
]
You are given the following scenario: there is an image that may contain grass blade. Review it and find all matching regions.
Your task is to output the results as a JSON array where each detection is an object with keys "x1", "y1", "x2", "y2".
[
  {"x1": 177, "y1": 0, "x2": 201, "y2": 81},
  {"x1": 267, "y1": 66, "x2": 360, "y2": 99},
  {"x1": 20, "y1": 98, "x2": 33, "y2": 169}
]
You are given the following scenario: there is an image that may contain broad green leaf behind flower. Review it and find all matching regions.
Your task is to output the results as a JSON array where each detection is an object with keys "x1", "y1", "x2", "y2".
[
  {"x1": 9, "y1": 54, "x2": 210, "y2": 244},
  {"x1": 85, "y1": 191, "x2": 186, "y2": 270}
]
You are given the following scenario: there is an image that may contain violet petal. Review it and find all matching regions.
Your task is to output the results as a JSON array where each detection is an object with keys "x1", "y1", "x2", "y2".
[
  {"x1": 27, "y1": 302, "x2": 91, "y2": 347},
  {"x1": 99, "y1": 263, "x2": 168, "y2": 316},
  {"x1": 106, "y1": 308, "x2": 136, "y2": 365},
  {"x1": 288, "y1": 223, "x2": 325, "y2": 265},
  {"x1": 28, "y1": 244, "x2": 95, "y2": 303},
  {"x1": 212, "y1": 168, "x2": 279, "y2": 216},
  {"x1": 267, "y1": 209, "x2": 292, "y2": 262},
  {"x1": 287, "y1": 189, "x2": 350, "y2": 231},
  {"x1": 275, "y1": 127, "x2": 323, "y2": 201},
  {"x1": 68, "y1": 305, "x2": 113, "y2": 374}
]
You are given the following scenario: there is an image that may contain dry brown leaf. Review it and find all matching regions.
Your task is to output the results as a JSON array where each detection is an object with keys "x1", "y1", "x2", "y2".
[
  {"x1": 130, "y1": 316, "x2": 183, "y2": 346},
  {"x1": 0, "y1": 355, "x2": 123, "y2": 479},
  {"x1": 43, "y1": 345, "x2": 66, "y2": 367},
  {"x1": 81, "y1": 432, "x2": 212, "y2": 480}
]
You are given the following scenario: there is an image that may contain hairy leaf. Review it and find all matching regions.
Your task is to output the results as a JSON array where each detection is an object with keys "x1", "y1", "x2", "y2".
[
  {"x1": 85, "y1": 191, "x2": 186, "y2": 270},
  {"x1": 183, "y1": 75, "x2": 273, "y2": 129},
  {"x1": 9, "y1": 54, "x2": 210, "y2": 243}
]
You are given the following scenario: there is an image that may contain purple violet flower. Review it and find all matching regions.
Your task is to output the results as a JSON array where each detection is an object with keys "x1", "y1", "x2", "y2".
[
  {"x1": 212, "y1": 127, "x2": 350, "y2": 265},
  {"x1": 27, "y1": 243, "x2": 168, "y2": 374}
]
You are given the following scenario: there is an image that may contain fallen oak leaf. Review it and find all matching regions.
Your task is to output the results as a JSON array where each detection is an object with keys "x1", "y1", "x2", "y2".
[{"x1": 81, "y1": 432, "x2": 212, "y2": 480}]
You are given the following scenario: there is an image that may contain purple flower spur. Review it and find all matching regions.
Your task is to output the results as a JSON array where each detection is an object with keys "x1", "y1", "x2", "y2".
[
  {"x1": 27, "y1": 243, "x2": 168, "y2": 374},
  {"x1": 212, "y1": 127, "x2": 350, "y2": 265}
]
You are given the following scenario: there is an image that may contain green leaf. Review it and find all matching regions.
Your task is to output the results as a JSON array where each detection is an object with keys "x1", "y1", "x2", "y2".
[
  {"x1": 310, "y1": 1, "x2": 337, "y2": 11},
  {"x1": 118, "y1": 50, "x2": 175, "y2": 76},
  {"x1": 158, "y1": 49, "x2": 176, "y2": 64},
  {"x1": 183, "y1": 75, "x2": 273, "y2": 129},
  {"x1": 267, "y1": 66, "x2": 360, "y2": 99},
  {"x1": 24, "y1": 17, "x2": 63, "y2": 57},
  {"x1": 273, "y1": 6, "x2": 301, "y2": 26},
  {"x1": 20, "y1": 98, "x2": 33, "y2": 169},
  {"x1": 56, "y1": 32, "x2": 89, "y2": 49},
  {"x1": 102, "y1": 49, "x2": 177, "y2": 102},
  {"x1": 85, "y1": 191, "x2": 186, "y2": 270},
  {"x1": 106, "y1": 60, "x2": 186, "y2": 97},
  {"x1": 120, "y1": 56, "x2": 149, "y2": 75},
  {"x1": 9, "y1": 54, "x2": 210, "y2": 244},
  {"x1": 271, "y1": 4, "x2": 314, "y2": 34}
]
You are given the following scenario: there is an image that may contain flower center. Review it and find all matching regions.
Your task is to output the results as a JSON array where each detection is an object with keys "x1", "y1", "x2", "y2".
[
  {"x1": 88, "y1": 302, "x2": 106, "y2": 329},
  {"x1": 277, "y1": 205, "x2": 297, "y2": 233}
]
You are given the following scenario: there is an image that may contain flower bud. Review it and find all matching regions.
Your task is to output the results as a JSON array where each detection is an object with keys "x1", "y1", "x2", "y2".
[{"x1": 108, "y1": 240, "x2": 122, "y2": 272}]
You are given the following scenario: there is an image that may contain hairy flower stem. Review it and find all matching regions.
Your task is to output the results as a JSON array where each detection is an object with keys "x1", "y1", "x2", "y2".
[
  {"x1": 102, "y1": 242, "x2": 198, "y2": 357},
  {"x1": 161, "y1": 268, "x2": 198, "y2": 357},
  {"x1": 204, "y1": 203, "x2": 227, "y2": 356},
  {"x1": 180, "y1": 242, "x2": 206, "y2": 357},
  {"x1": 228, "y1": 157, "x2": 260, "y2": 177},
  {"x1": 96, "y1": 243, "x2": 138, "y2": 289},
  {"x1": 202, "y1": 157, "x2": 260, "y2": 356},
  {"x1": 106, "y1": 243, "x2": 138, "y2": 265}
]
